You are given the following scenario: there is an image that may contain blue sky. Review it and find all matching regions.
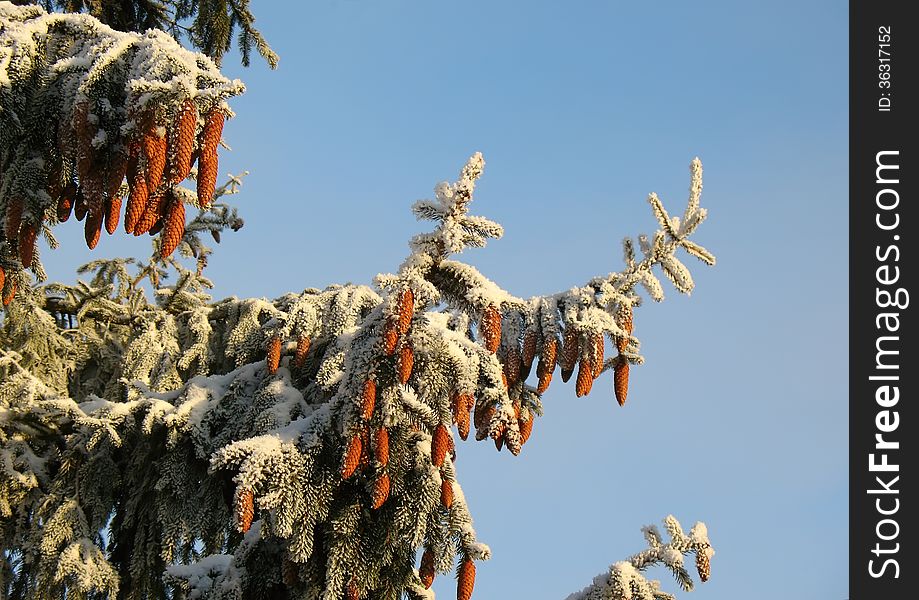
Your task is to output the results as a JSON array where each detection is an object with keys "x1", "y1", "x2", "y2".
[{"x1": 42, "y1": 1, "x2": 848, "y2": 598}]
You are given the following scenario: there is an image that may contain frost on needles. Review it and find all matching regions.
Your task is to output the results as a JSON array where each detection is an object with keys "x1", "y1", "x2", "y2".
[{"x1": 1, "y1": 149, "x2": 715, "y2": 599}]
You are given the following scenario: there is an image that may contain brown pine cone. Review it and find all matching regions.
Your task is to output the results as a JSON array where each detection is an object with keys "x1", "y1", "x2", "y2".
[
  {"x1": 398, "y1": 343, "x2": 414, "y2": 384},
  {"x1": 159, "y1": 191, "x2": 186, "y2": 258},
  {"x1": 57, "y1": 183, "x2": 76, "y2": 222},
  {"x1": 235, "y1": 488, "x2": 255, "y2": 533},
  {"x1": 494, "y1": 433, "x2": 504, "y2": 452},
  {"x1": 371, "y1": 472, "x2": 390, "y2": 509},
  {"x1": 104, "y1": 196, "x2": 122, "y2": 235},
  {"x1": 293, "y1": 335, "x2": 311, "y2": 367},
  {"x1": 18, "y1": 221, "x2": 37, "y2": 270},
  {"x1": 480, "y1": 304, "x2": 501, "y2": 353},
  {"x1": 575, "y1": 356, "x2": 593, "y2": 397},
  {"x1": 197, "y1": 107, "x2": 224, "y2": 208},
  {"x1": 397, "y1": 288, "x2": 414, "y2": 334},
  {"x1": 454, "y1": 394, "x2": 472, "y2": 441},
  {"x1": 2, "y1": 276, "x2": 16, "y2": 307},
  {"x1": 519, "y1": 409, "x2": 534, "y2": 445},
  {"x1": 432, "y1": 424, "x2": 449, "y2": 467},
  {"x1": 521, "y1": 329, "x2": 539, "y2": 380},
  {"x1": 345, "y1": 580, "x2": 359, "y2": 600},
  {"x1": 133, "y1": 190, "x2": 165, "y2": 236},
  {"x1": 4, "y1": 197, "x2": 23, "y2": 242},
  {"x1": 73, "y1": 188, "x2": 88, "y2": 221},
  {"x1": 457, "y1": 558, "x2": 476, "y2": 600},
  {"x1": 536, "y1": 338, "x2": 557, "y2": 394},
  {"x1": 84, "y1": 209, "x2": 103, "y2": 249},
  {"x1": 696, "y1": 548, "x2": 711, "y2": 582},
  {"x1": 171, "y1": 100, "x2": 198, "y2": 184},
  {"x1": 143, "y1": 124, "x2": 167, "y2": 193},
  {"x1": 341, "y1": 434, "x2": 362, "y2": 479},
  {"x1": 614, "y1": 361, "x2": 630, "y2": 406},
  {"x1": 560, "y1": 328, "x2": 579, "y2": 383},
  {"x1": 419, "y1": 548, "x2": 435, "y2": 589},
  {"x1": 0, "y1": 267, "x2": 4, "y2": 296},
  {"x1": 592, "y1": 333, "x2": 605, "y2": 378},
  {"x1": 382, "y1": 321, "x2": 399, "y2": 355},
  {"x1": 266, "y1": 336, "x2": 281, "y2": 374},
  {"x1": 503, "y1": 347, "x2": 521, "y2": 388},
  {"x1": 374, "y1": 426, "x2": 389, "y2": 466},
  {"x1": 441, "y1": 477, "x2": 454, "y2": 509},
  {"x1": 361, "y1": 379, "x2": 376, "y2": 421},
  {"x1": 105, "y1": 151, "x2": 128, "y2": 200},
  {"x1": 124, "y1": 171, "x2": 148, "y2": 234}
]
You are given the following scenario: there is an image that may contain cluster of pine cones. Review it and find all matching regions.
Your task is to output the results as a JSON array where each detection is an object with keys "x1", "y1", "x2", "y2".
[{"x1": 1, "y1": 99, "x2": 225, "y2": 306}]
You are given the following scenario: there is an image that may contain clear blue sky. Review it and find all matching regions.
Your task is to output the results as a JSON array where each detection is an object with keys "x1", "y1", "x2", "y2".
[{"x1": 42, "y1": 1, "x2": 848, "y2": 598}]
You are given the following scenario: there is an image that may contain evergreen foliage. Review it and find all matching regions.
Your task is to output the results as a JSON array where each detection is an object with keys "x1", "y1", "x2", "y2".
[{"x1": 1, "y1": 4, "x2": 717, "y2": 599}]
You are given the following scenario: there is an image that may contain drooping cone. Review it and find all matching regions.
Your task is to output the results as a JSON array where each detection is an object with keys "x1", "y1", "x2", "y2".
[
  {"x1": 441, "y1": 477, "x2": 454, "y2": 509},
  {"x1": 171, "y1": 100, "x2": 198, "y2": 184},
  {"x1": 143, "y1": 124, "x2": 167, "y2": 193},
  {"x1": 432, "y1": 424, "x2": 450, "y2": 467},
  {"x1": 0, "y1": 267, "x2": 4, "y2": 295},
  {"x1": 575, "y1": 356, "x2": 593, "y2": 397},
  {"x1": 104, "y1": 196, "x2": 122, "y2": 235},
  {"x1": 454, "y1": 394, "x2": 472, "y2": 440},
  {"x1": 371, "y1": 472, "x2": 390, "y2": 509},
  {"x1": 374, "y1": 426, "x2": 389, "y2": 466},
  {"x1": 105, "y1": 151, "x2": 128, "y2": 201},
  {"x1": 18, "y1": 222, "x2": 37, "y2": 270},
  {"x1": 518, "y1": 409, "x2": 534, "y2": 445},
  {"x1": 560, "y1": 328, "x2": 579, "y2": 383},
  {"x1": 398, "y1": 343, "x2": 414, "y2": 384},
  {"x1": 480, "y1": 304, "x2": 501, "y2": 353},
  {"x1": 197, "y1": 107, "x2": 224, "y2": 208},
  {"x1": 382, "y1": 321, "x2": 399, "y2": 355},
  {"x1": 592, "y1": 333, "x2": 605, "y2": 378},
  {"x1": 473, "y1": 403, "x2": 494, "y2": 432},
  {"x1": 124, "y1": 171, "x2": 148, "y2": 233},
  {"x1": 2, "y1": 276, "x2": 16, "y2": 307},
  {"x1": 74, "y1": 188, "x2": 88, "y2": 221},
  {"x1": 341, "y1": 434, "x2": 362, "y2": 479},
  {"x1": 133, "y1": 190, "x2": 165, "y2": 236},
  {"x1": 4, "y1": 197, "x2": 23, "y2": 242},
  {"x1": 503, "y1": 347, "x2": 521, "y2": 388},
  {"x1": 419, "y1": 548, "x2": 435, "y2": 589},
  {"x1": 494, "y1": 433, "x2": 504, "y2": 452},
  {"x1": 235, "y1": 488, "x2": 255, "y2": 533},
  {"x1": 293, "y1": 335, "x2": 311, "y2": 367},
  {"x1": 361, "y1": 379, "x2": 376, "y2": 421},
  {"x1": 536, "y1": 338, "x2": 557, "y2": 394},
  {"x1": 521, "y1": 329, "x2": 538, "y2": 380},
  {"x1": 159, "y1": 191, "x2": 186, "y2": 258},
  {"x1": 57, "y1": 183, "x2": 76, "y2": 222},
  {"x1": 696, "y1": 548, "x2": 711, "y2": 583},
  {"x1": 266, "y1": 336, "x2": 282, "y2": 374},
  {"x1": 84, "y1": 209, "x2": 103, "y2": 249},
  {"x1": 397, "y1": 288, "x2": 414, "y2": 334},
  {"x1": 614, "y1": 361, "x2": 629, "y2": 406},
  {"x1": 457, "y1": 558, "x2": 476, "y2": 600}
]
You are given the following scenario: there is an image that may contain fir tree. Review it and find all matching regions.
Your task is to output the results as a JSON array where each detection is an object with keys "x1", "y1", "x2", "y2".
[{"x1": 1, "y1": 3, "x2": 717, "y2": 599}]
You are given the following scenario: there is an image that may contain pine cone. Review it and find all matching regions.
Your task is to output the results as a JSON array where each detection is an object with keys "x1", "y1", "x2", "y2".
[
  {"x1": 494, "y1": 433, "x2": 504, "y2": 452},
  {"x1": 18, "y1": 221, "x2": 37, "y2": 270},
  {"x1": 374, "y1": 426, "x2": 389, "y2": 466},
  {"x1": 575, "y1": 356, "x2": 593, "y2": 397},
  {"x1": 74, "y1": 188, "x2": 88, "y2": 221},
  {"x1": 345, "y1": 580, "x2": 359, "y2": 600},
  {"x1": 104, "y1": 196, "x2": 122, "y2": 235},
  {"x1": 592, "y1": 333, "x2": 605, "y2": 378},
  {"x1": 57, "y1": 183, "x2": 76, "y2": 222},
  {"x1": 371, "y1": 472, "x2": 390, "y2": 509},
  {"x1": 266, "y1": 336, "x2": 282, "y2": 374},
  {"x1": 503, "y1": 347, "x2": 521, "y2": 388},
  {"x1": 148, "y1": 216, "x2": 164, "y2": 236},
  {"x1": 143, "y1": 124, "x2": 167, "y2": 193},
  {"x1": 2, "y1": 276, "x2": 16, "y2": 307},
  {"x1": 171, "y1": 100, "x2": 198, "y2": 184},
  {"x1": 341, "y1": 434, "x2": 362, "y2": 479},
  {"x1": 235, "y1": 488, "x2": 255, "y2": 533},
  {"x1": 133, "y1": 190, "x2": 164, "y2": 236},
  {"x1": 197, "y1": 107, "x2": 224, "y2": 208},
  {"x1": 397, "y1": 288, "x2": 414, "y2": 334},
  {"x1": 159, "y1": 191, "x2": 186, "y2": 258},
  {"x1": 0, "y1": 267, "x2": 5, "y2": 296},
  {"x1": 561, "y1": 328, "x2": 579, "y2": 383},
  {"x1": 614, "y1": 361, "x2": 629, "y2": 406},
  {"x1": 432, "y1": 424, "x2": 449, "y2": 467},
  {"x1": 696, "y1": 548, "x2": 711, "y2": 582},
  {"x1": 382, "y1": 321, "x2": 399, "y2": 355},
  {"x1": 4, "y1": 197, "x2": 23, "y2": 242},
  {"x1": 398, "y1": 343, "x2": 414, "y2": 384},
  {"x1": 457, "y1": 558, "x2": 476, "y2": 600},
  {"x1": 480, "y1": 304, "x2": 501, "y2": 353},
  {"x1": 361, "y1": 379, "x2": 376, "y2": 421},
  {"x1": 419, "y1": 548, "x2": 435, "y2": 589},
  {"x1": 293, "y1": 335, "x2": 311, "y2": 367},
  {"x1": 454, "y1": 394, "x2": 472, "y2": 441},
  {"x1": 521, "y1": 329, "x2": 539, "y2": 380},
  {"x1": 536, "y1": 338, "x2": 557, "y2": 394},
  {"x1": 518, "y1": 409, "x2": 534, "y2": 445},
  {"x1": 124, "y1": 171, "x2": 148, "y2": 234},
  {"x1": 84, "y1": 209, "x2": 103, "y2": 249},
  {"x1": 441, "y1": 477, "x2": 454, "y2": 509},
  {"x1": 106, "y1": 151, "x2": 128, "y2": 200}
]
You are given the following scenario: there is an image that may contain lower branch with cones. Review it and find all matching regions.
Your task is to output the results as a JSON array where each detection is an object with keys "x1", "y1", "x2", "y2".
[{"x1": 1, "y1": 154, "x2": 716, "y2": 599}]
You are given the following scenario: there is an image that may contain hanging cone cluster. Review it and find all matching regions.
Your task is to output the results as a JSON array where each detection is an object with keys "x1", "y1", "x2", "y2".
[
  {"x1": 235, "y1": 489, "x2": 255, "y2": 533},
  {"x1": 457, "y1": 558, "x2": 476, "y2": 600}
]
